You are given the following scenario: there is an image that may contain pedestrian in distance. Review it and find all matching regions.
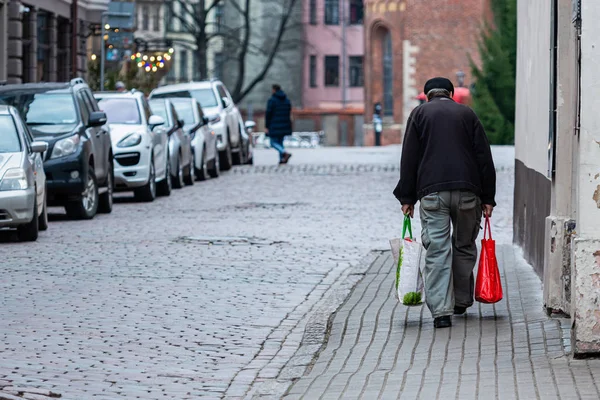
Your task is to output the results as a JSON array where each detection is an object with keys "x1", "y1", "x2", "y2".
[
  {"x1": 265, "y1": 84, "x2": 292, "y2": 164},
  {"x1": 393, "y1": 77, "x2": 497, "y2": 329},
  {"x1": 115, "y1": 81, "x2": 126, "y2": 93}
]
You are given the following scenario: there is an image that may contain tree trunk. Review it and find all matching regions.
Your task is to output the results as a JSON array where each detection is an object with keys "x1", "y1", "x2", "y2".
[{"x1": 196, "y1": 31, "x2": 208, "y2": 79}]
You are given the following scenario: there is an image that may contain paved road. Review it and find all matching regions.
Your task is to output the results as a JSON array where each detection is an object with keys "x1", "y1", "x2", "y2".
[{"x1": 0, "y1": 146, "x2": 514, "y2": 399}]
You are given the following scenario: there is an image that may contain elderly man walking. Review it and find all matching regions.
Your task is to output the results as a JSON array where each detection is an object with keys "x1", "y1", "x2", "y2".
[
  {"x1": 394, "y1": 77, "x2": 496, "y2": 329},
  {"x1": 265, "y1": 84, "x2": 292, "y2": 164}
]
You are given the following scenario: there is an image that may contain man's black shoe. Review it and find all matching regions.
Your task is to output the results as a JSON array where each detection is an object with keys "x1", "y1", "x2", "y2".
[
  {"x1": 434, "y1": 316, "x2": 452, "y2": 328},
  {"x1": 454, "y1": 306, "x2": 467, "y2": 315}
]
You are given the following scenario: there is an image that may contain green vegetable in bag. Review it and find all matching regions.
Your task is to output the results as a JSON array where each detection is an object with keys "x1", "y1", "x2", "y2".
[{"x1": 402, "y1": 292, "x2": 422, "y2": 305}]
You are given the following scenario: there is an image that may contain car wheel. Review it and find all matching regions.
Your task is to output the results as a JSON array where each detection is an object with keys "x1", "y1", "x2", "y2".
[
  {"x1": 66, "y1": 166, "x2": 99, "y2": 220},
  {"x1": 157, "y1": 155, "x2": 172, "y2": 196},
  {"x1": 183, "y1": 158, "x2": 195, "y2": 186},
  {"x1": 219, "y1": 138, "x2": 233, "y2": 171},
  {"x1": 172, "y1": 154, "x2": 184, "y2": 189},
  {"x1": 208, "y1": 144, "x2": 220, "y2": 178},
  {"x1": 195, "y1": 146, "x2": 209, "y2": 181},
  {"x1": 134, "y1": 158, "x2": 157, "y2": 202},
  {"x1": 98, "y1": 162, "x2": 114, "y2": 214},
  {"x1": 245, "y1": 140, "x2": 254, "y2": 165},
  {"x1": 38, "y1": 189, "x2": 48, "y2": 231},
  {"x1": 232, "y1": 141, "x2": 243, "y2": 166},
  {"x1": 17, "y1": 196, "x2": 39, "y2": 242}
]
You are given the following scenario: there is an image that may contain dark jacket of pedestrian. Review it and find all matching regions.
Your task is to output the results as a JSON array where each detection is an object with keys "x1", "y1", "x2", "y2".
[
  {"x1": 265, "y1": 90, "x2": 292, "y2": 138},
  {"x1": 393, "y1": 96, "x2": 496, "y2": 206}
]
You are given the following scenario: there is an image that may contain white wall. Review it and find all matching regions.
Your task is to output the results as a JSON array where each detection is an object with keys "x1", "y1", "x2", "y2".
[
  {"x1": 578, "y1": 0, "x2": 600, "y2": 237},
  {"x1": 515, "y1": 0, "x2": 551, "y2": 176}
]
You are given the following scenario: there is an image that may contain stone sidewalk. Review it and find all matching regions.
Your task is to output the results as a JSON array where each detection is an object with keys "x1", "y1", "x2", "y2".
[{"x1": 282, "y1": 246, "x2": 600, "y2": 400}]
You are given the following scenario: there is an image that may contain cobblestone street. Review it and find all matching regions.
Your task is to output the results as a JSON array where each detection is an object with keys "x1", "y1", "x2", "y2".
[{"x1": 1, "y1": 146, "x2": 514, "y2": 399}]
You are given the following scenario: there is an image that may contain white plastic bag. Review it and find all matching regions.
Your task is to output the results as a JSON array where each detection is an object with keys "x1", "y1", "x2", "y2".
[{"x1": 389, "y1": 216, "x2": 425, "y2": 306}]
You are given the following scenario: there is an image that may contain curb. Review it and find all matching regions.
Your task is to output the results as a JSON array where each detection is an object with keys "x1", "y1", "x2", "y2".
[{"x1": 244, "y1": 251, "x2": 383, "y2": 399}]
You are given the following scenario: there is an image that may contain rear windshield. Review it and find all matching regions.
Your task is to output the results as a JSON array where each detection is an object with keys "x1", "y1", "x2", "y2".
[
  {"x1": 152, "y1": 89, "x2": 218, "y2": 108},
  {"x1": 0, "y1": 115, "x2": 21, "y2": 153},
  {"x1": 171, "y1": 101, "x2": 196, "y2": 126},
  {"x1": 97, "y1": 98, "x2": 141, "y2": 125},
  {"x1": 0, "y1": 93, "x2": 78, "y2": 126}
]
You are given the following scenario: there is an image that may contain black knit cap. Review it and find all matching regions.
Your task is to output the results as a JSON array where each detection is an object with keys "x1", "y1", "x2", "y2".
[{"x1": 424, "y1": 77, "x2": 454, "y2": 95}]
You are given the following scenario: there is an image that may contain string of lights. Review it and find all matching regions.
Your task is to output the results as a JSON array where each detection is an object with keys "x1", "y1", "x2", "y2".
[{"x1": 130, "y1": 48, "x2": 175, "y2": 73}]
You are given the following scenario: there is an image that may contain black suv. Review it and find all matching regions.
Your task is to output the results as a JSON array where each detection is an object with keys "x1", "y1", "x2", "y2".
[{"x1": 0, "y1": 78, "x2": 113, "y2": 219}]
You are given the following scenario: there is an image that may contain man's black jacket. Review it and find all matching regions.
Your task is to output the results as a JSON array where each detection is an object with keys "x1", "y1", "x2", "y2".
[{"x1": 393, "y1": 96, "x2": 496, "y2": 206}]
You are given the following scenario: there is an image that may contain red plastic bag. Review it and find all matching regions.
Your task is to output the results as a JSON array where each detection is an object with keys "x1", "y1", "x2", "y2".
[{"x1": 475, "y1": 217, "x2": 503, "y2": 303}]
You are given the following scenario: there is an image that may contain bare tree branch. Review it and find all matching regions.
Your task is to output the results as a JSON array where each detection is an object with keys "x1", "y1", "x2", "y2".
[{"x1": 232, "y1": 0, "x2": 300, "y2": 103}]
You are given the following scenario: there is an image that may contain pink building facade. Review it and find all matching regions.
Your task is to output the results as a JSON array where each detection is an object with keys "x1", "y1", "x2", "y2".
[
  {"x1": 294, "y1": 0, "x2": 365, "y2": 145},
  {"x1": 302, "y1": 0, "x2": 365, "y2": 110}
]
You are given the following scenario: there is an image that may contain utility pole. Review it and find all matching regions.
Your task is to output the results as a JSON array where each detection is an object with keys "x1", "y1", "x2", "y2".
[
  {"x1": 71, "y1": 0, "x2": 78, "y2": 78},
  {"x1": 341, "y1": 0, "x2": 347, "y2": 108},
  {"x1": 100, "y1": 14, "x2": 106, "y2": 91}
]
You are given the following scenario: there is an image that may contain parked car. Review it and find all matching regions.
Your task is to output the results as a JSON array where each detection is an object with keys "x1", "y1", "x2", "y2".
[
  {"x1": 170, "y1": 98, "x2": 219, "y2": 180},
  {"x1": 0, "y1": 106, "x2": 48, "y2": 241},
  {"x1": 94, "y1": 90, "x2": 170, "y2": 201},
  {"x1": 149, "y1": 80, "x2": 246, "y2": 170},
  {"x1": 0, "y1": 78, "x2": 114, "y2": 220},
  {"x1": 148, "y1": 98, "x2": 194, "y2": 188}
]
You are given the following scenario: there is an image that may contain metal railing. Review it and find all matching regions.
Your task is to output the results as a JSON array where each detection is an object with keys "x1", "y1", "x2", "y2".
[{"x1": 251, "y1": 131, "x2": 325, "y2": 149}]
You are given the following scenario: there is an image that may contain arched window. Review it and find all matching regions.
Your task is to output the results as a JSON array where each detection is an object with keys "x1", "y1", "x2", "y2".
[{"x1": 383, "y1": 31, "x2": 393, "y2": 116}]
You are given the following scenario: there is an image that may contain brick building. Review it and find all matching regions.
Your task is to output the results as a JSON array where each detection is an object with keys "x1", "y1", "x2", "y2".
[{"x1": 363, "y1": 0, "x2": 492, "y2": 145}]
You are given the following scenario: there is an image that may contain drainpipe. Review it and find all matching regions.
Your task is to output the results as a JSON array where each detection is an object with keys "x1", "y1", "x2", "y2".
[
  {"x1": 340, "y1": 0, "x2": 346, "y2": 108},
  {"x1": 71, "y1": 0, "x2": 78, "y2": 78}
]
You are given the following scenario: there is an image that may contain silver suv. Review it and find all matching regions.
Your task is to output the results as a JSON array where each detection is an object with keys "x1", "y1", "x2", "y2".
[
  {"x1": 0, "y1": 106, "x2": 48, "y2": 241},
  {"x1": 149, "y1": 80, "x2": 246, "y2": 170}
]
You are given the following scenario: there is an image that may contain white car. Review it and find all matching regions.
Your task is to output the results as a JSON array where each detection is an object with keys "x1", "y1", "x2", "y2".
[
  {"x1": 95, "y1": 91, "x2": 171, "y2": 202},
  {"x1": 149, "y1": 80, "x2": 246, "y2": 171},
  {"x1": 170, "y1": 98, "x2": 220, "y2": 180},
  {"x1": 0, "y1": 105, "x2": 48, "y2": 241}
]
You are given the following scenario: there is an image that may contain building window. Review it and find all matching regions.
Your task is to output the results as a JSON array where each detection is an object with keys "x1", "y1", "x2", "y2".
[
  {"x1": 142, "y1": 5, "x2": 149, "y2": 31},
  {"x1": 214, "y1": 52, "x2": 224, "y2": 79},
  {"x1": 57, "y1": 18, "x2": 69, "y2": 81},
  {"x1": 324, "y1": 0, "x2": 339, "y2": 25},
  {"x1": 324, "y1": 55, "x2": 339, "y2": 87},
  {"x1": 349, "y1": 56, "x2": 363, "y2": 87},
  {"x1": 37, "y1": 12, "x2": 51, "y2": 81},
  {"x1": 153, "y1": 5, "x2": 160, "y2": 32},
  {"x1": 215, "y1": 3, "x2": 224, "y2": 32},
  {"x1": 166, "y1": 2, "x2": 176, "y2": 32},
  {"x1": 349, "y1": 0, "x2": 364, "y2": 25},
  {"x1": 383, "y1": 32, "x2": 393, "y2": 116},
  {"x1": 309, "y1": 55, "x2": 317, "y2": 87},
  {"x1": 309, "y1": 0, "x2": 317, "y2": 25},
  {"x1": 179, "y1": 50, "x2": 188, "y2": 82}
]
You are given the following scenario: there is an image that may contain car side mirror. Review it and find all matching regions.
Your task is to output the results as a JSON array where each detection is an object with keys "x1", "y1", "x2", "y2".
[
  {"x1": 89, "y1": 111, "x2": 107, "y2": 127},
  {"x1": 202, "y1": 116, "x2": 209, "y2": 125},
  {"x1": 244, "y1": 120, "x2": 256, "y2": 131},
  {"x1": 148, "y1": 115, "x2": 165, "y2": 130},
  {"x1": 178, "y1": 119, "x2": 185, "y2": 129},
  {"x1": 30, "y1": 141, "x2": 48, "y2": 153},
  {"x1": 221, "y1": 97, "x2": 230, "y2": 109}
]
